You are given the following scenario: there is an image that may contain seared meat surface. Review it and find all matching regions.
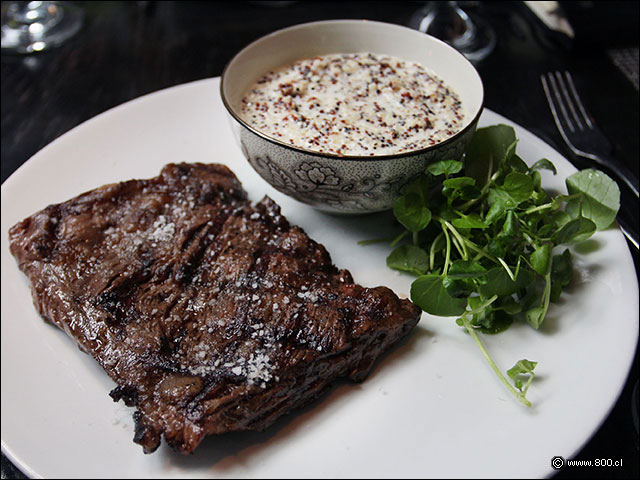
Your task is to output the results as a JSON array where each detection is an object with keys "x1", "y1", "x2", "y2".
[{"x1": 9, "y1": 163, "x2": 421, "y2": 454}]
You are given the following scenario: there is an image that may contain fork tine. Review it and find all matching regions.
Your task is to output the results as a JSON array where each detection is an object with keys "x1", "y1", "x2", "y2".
[
  {"x1": 541, "y1": 73, "x2": 570, "y2": 140},
  {"x1": 541, "y1": 72, "x2": 583, "y2": 158},
  {"x1": 545, "y1": 72, "x2": 575, "y2": 133},
  {"x1": 540, "y1": 74, "x2": 560, "y2": 132},
  {"x1": 563, "y1": 71, "x2": 594, "y2": 129},
  {"x1": 555, "y1": 71, "x2": 585, "y2": 131}
]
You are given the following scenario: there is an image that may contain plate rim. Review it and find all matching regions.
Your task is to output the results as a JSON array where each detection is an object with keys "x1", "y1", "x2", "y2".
[{"x1": 2, "y1": 77, "x2": 638, "y2": 479}]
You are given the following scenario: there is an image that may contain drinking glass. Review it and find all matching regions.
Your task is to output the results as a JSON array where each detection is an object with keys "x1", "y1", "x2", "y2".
[
  {"x1": 1, "y1": 1, "x2": 83, "y2": 53},
  {"x1": 408, "y1": 1, "x2": 496, "y2": 64}
]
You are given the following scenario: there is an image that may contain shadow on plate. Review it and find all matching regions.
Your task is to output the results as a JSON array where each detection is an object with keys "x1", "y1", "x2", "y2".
[
  {"x1": 572, "y1": 238, "x2": 602, "y2": 255},
  {"x1": 534, "y1": 257, "x2": 605, "y2": 336},
  {"x1": 161, "y1": 325, "x2": 433, "y2": 472},
  {"x1": 301, "y1": 208, "x2": 400, "y2": 245}
]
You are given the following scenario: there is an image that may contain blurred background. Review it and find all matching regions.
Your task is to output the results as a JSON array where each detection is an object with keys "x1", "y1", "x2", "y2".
[{"x1": 2, "y1": 1, "x2": 639, "y2": 184}]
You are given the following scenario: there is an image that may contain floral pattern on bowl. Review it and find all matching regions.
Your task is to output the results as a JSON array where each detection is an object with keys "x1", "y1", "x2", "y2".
[{"x1": 237, "y1": 122, "x2": 477, "y2": 214}]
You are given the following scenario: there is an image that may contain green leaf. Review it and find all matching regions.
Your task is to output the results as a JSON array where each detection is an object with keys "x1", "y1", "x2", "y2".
[
  {"x1": 467, "y1": 296, "x2": 494, "y2": 327},
  {"x1": 530, "y1": 243, "x2": 552, "y2": 275},
  {"x1": 507, "y1": 359, "x2": 537, "y2": 379},
  {"x1": 442, "y1": 177, "x2": 478, "y2": 202},
  {"x1": 443, "y1": 276, "x2": 475, "y2": 298},
  {"x1": 550, "y1": 249, "x2": 573, "y2": 302},
  {"x1": 393, "y1": 193, "x2": 432, "y2": 232},
  {"x1": 479, "y1": 267, "x2": 535, "y2": 297},
  {"x1": 447, "y1": 260, "x2": 488, "y2": 279},
  {"x1": 531, "y1": 188, "x2": 547, "y2": 205},
  {"x1": 426, "y1": 160, "x2": 463, "y2": 177},
  {"x1": 552, "y1": 210, "x2": 572, "y2": 229},
  {"x1": 458, "y1": 185, "x2": 482, "y2": 201},
  {"x1": 501, "y1": 211, "x2": 518, "y2": 236},
  {"x1": 442, "y1": 177, "x2": 476, "y2": 189},
  {"x1": 486, "y1": 188, "x2": 518, "y2": 224},
  {"x1": 552, "y1": 216, "x2": 597, "y2": 244},
  {"x1": 566, "y1": 169, "x2": 620, "y2": 230},
  {"x1": 465, "y1": 297, "x2": 514, "y2": 334},
  {"x1": 497, "y1": 295, "x2": 522, "y2": 315},
  {"x1": 504, "y1": 139, "x2": 519, "y2": 165},
  {"x1": 502, "y1": 172, "x2": 534, "y2": 204},
  {"x1": 526, "y1": 214, "x2": 541, "y2": 232},
  {"x1": 552, "y1": 194, "x2": 577, "y2": 208},
  {"x1": 452, "y1": 213, "x2": 487, "y2": 230},
  {"x1": 530, "y1": 158, "x2": 557, "y2": 174},
  {"x1": 487, "y1": 188, "x2": 518, "y2": 209},
  {"x1": 465, "y1": 125, "x2": 518, "y2": 188},
  {"x1": 402, "y1": 174, "x2": 431, "y2": 203},
  {"x1": 477, "y1": 310, "x2": 513, "y2": 334},
  {"x1": 517, "y1": 284, "x2": 538, "y2": 312},
  {"x1": 537, "y1": 223, "x2": 555, "y2": 238},
  {"x1": 410, "y1": 275, "x2": 467, "y2": 317},
  {"x1": 442, "y1": 177, "x2": 476, "y2": 200},
  {"x1": 525, "y1": 306, "x2": 546, "y2": 329},
  {"x1": 436, "y1": 204, "x2": 459, "y2": 223},
  {"x1": 531, "y1": 170, "x2": 542, "y2": 189},
  {"x1": 487, "y1": 234, "x2": 512, "y2": 258},
  {"x1": 443, "y1": 261, "x2": 487, "y2": 298},
  {"x1": 387, "y1": 245, "x2": 429, "y2": 276},
  {"x1": 506, "y1": 154, "x2": 529, "y2": 173}
]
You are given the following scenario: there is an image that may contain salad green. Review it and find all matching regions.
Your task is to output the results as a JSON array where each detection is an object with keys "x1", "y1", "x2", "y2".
[{"x1": 366, "y1": 124, "x2": 621, "y2": 406}]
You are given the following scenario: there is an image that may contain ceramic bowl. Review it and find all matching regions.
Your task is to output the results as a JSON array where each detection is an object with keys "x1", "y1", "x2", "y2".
[{"x1": 220, "y1": 20, "x2": 484, "y2": 214}]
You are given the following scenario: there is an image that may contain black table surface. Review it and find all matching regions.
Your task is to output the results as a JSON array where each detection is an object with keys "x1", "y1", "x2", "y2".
[{"x1": 1, "y1": 1, "x2": 638, "y2": 478}]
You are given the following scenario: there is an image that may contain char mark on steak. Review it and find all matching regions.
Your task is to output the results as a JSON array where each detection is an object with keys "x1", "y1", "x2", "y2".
[{"x1": 9, "y1": 163, "x2": 421, "y2": 454}]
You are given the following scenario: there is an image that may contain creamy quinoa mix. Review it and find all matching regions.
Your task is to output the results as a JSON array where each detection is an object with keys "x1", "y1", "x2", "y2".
[{"x1": 240, "y1": 53, "x2": 465, "y2": 157}]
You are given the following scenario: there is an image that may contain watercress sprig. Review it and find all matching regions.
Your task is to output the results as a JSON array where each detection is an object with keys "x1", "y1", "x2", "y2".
[{"x1": 373, "y1": 124, "x2": 621, "y2": 406}]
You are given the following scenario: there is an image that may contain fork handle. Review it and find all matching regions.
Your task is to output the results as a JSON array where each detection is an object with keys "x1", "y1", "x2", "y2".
[{"x1": 588, "y1": 153, "x2": 640, "y2": 198}]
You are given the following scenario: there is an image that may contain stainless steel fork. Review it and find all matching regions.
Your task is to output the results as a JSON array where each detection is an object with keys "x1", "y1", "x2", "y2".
[
  {"x1": 541, "y1": 71, "x2": 639, "y2": 198},
  {"x1": 541, "y1": 71, "x2": 639, "y2": 249}
]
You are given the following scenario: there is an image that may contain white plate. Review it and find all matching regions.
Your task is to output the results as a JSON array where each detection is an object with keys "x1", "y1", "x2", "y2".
[{"x1": 1, "y1": 78, "x2": 638, "y2": 479}]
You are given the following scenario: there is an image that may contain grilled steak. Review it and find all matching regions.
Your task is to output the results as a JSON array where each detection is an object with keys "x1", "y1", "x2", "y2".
[{"x1": 8, "y1": 163, "x2": 421, "y2": 454}]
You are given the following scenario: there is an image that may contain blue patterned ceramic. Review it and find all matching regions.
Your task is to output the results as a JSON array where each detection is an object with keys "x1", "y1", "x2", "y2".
[{"x1": 221, "y1": 20, "x2": 484, "y2": 214}]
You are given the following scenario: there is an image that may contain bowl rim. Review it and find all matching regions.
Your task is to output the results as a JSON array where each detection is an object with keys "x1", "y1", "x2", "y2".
[{"x1": 219, "y1": 19, "x2": 484, "y2": 162}]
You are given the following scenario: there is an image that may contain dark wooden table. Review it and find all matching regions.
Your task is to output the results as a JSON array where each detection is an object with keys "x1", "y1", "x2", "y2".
[{"x1": 2, "y1": 1, "x2": 638, "y2": 478}]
